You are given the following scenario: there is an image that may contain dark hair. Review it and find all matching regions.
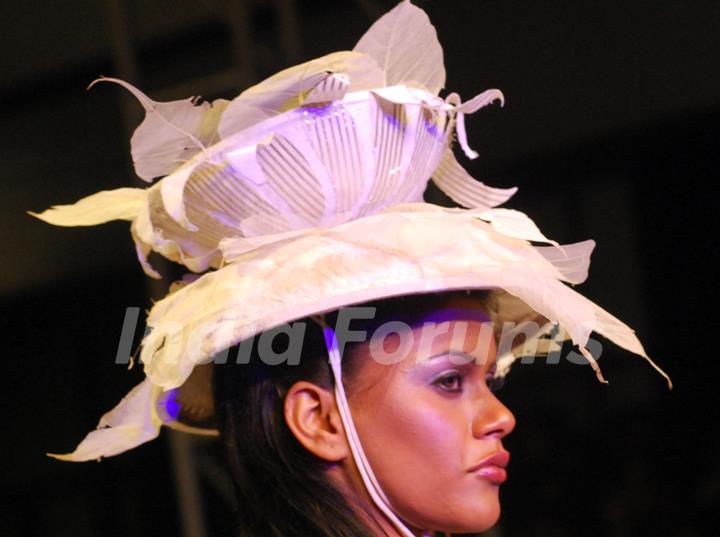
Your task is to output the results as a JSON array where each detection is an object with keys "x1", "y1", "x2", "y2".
[{"x1": 213, "y1": 290, "x2": 496, "y2": 537}]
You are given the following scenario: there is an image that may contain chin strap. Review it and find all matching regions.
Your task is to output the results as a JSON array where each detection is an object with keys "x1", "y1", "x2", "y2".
[{"x1": 321, "y1": 325, "x2": 433, "y2": 537}]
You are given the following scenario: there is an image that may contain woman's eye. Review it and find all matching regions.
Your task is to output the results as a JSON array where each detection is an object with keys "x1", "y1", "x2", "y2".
[{"x1": 433, "y1": 372, "x2": 463, "y2": 393}]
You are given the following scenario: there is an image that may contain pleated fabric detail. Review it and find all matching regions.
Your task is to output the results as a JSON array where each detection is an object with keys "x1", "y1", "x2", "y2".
[
  {"x1": 432, "y1": 148, "x2": 517, "y2": 210},
  {"x1": 257, "y1": 133, "x2": 327, "y2": 222},
  {"x1": 302, "y1": 103, "x2": 365, "y2": 215}
]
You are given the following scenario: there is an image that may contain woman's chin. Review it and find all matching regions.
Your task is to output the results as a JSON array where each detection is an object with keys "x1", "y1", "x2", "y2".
[
  {"x1": 444, "y1": 487, "x2": 502, "y2": 533},
  {"x1": 403, "y1": 498, "x2": 501, "y2": 535}
]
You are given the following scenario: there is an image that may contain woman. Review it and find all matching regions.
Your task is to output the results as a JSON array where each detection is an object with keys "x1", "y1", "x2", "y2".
[
  {"x1": 215, "y1": 290, "x2": 514, "y2": 536},
  {"x1": 32, "y1": 1, "x2": 670, "y2": 536}
]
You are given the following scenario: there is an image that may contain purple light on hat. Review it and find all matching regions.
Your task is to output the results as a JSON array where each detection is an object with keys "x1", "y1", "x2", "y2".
[
  {"x1": 420, "y1": 307, "x2": 493, "y2": 326},
  {"x1": 163, "y1": 389, "x2": 182, "y2": 421}
]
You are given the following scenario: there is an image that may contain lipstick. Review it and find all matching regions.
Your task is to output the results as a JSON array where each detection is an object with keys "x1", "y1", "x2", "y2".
[{"x1": 467, "y1": 451, "x2": 510, "y2": 485}]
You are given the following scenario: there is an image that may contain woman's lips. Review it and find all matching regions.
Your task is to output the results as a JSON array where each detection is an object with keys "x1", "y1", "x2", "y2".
[
  {"x1": 467, "y1": 450, "x2": 510, "y2": 485},
  {"x1": 473, "y1": 465, "x2": 507, "y2": 484}
]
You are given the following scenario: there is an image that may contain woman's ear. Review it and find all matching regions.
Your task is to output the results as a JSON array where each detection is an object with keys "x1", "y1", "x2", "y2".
[{"x1": 284, "y1": 381, "x2": 349, "y2": 462}]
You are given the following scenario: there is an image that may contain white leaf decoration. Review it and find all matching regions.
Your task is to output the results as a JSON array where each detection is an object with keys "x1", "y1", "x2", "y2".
[
  {"x1": 477, "y1": 207, "x2": 560, "y2": 246},
  {"x1": 302, "y1": 72, "x2": 351, "y2": 105},
  {"x1": 47, "y1": 379, "x2": 162, "y2": 461},
  {"x1": 91, "y1": 77, "x2": 229, "y2": 182},
  {"x1": 28, "y1": 187, "x2": 147, "y2": 226},
  {"x1": 160, "y1": 164, "x2": 198, "y2": 231},
  {"x1": 535, "y1": 240, "x2": 596, "y2": 284},
  {"x1": 353, "y1": 0, "x2": 445, "y2": 95},
  {"x1": 432, "y1": 148, "x2": 517, "y2": 210},
  {"x1": 218, "y1": 51, "x2": 384, "y2": 138}
]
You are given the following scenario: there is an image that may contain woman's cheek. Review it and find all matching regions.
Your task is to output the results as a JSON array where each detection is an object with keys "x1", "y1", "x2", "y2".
[{"x1": 361, "y1": 388, "x2": 464, "y2": 487}]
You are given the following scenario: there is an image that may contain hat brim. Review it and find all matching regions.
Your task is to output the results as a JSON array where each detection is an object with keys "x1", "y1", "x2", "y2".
[{"x1": 141, "y1": 203, "x2": 657, "y2": 393}]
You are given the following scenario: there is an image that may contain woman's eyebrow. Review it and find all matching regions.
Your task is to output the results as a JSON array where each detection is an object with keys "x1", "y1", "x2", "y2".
[{"x1": 417, "y1": 350, "x2": 495, "y2": 366}]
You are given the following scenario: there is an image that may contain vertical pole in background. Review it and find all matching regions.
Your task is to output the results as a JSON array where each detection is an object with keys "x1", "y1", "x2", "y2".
[{"x1": 169, "y1": 430, "x2": 208, "y2": 537}]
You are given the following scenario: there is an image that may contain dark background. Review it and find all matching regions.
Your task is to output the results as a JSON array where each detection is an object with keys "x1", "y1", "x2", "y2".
[{"x1": 3, "y1": 1, "x2": 718, "y2": 536}]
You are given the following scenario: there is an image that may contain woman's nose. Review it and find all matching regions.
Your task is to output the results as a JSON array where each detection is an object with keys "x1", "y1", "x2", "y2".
[{"x1": 472, "y1": 391, "x2": 516, "y2": 439}]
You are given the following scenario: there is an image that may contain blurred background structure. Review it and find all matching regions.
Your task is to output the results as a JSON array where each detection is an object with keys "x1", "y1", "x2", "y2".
[{"x1": 2, "y1": 1, "x2": 719, "y2": 536}]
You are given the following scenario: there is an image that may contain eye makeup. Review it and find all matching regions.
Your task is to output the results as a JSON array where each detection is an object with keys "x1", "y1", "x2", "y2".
[
  {"x1": 407, "y1": 350, "x2": 500, "y2": 396},
  {"x1": 430, "y1": 370, "x2": 465, "y2": 393}
]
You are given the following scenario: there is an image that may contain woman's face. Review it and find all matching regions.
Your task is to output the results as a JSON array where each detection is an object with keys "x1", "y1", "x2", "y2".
[{"x1": 345, "y1": 295, "x2": 516, "y2": 534}]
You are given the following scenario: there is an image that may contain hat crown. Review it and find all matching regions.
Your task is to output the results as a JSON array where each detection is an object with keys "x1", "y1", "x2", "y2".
[
  {"x1": 124, "y1": 0, "x2": 454, "y2": 271},
  {"x1": 171, "y1": 85, "x2": 449, "y2": 241}
]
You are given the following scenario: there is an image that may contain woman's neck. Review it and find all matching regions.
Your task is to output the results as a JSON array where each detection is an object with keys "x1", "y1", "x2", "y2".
[{"x1": 327, "y1": 460, "x2": 426, "y2": 537}]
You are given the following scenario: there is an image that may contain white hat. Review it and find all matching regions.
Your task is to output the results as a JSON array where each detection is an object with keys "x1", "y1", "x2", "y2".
[{"x1": 30, "y1": 0, "x2": 670, "y2": 465}]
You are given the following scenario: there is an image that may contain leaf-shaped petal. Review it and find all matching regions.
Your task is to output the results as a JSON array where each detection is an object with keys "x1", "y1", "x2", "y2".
[
  {"x1": 28, "y1": 187, "x2": 147, "y2": 226},
  {"x1": 218, "y1": 51, "x2": 384, "y2": 138},
  {"x1": 47, "y1": 379, "x2": 162, "y2": 461},
  {"x1": 353, "y1": 0, "x2": 445, "y2": 94},
  {"x1": 456, "y1": 89, "x2": 505, "y2": 113},
  {"x1": 302, "y1": 73, "x2": 351, "y2": 105},
  {"x1": 477, "y1": 208, "x2": 560, "y2": 245},
  {"x1": 160, "y1": 164, "x2": 198, "y2": 231},
  {"x1": 432, "y1": 148, "x2": 517, "y2": 210},
  {"x1": 535, "y1": 240, "x2": 595, "y2": 284},
  {"x1": 92, "y1": 77, "x2": 228, "y2": 181}
]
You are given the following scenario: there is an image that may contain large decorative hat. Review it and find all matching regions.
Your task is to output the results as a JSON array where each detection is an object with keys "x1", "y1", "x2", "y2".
[{"x1": 31, "y1": 0, "x2": 670, "y2": 464}]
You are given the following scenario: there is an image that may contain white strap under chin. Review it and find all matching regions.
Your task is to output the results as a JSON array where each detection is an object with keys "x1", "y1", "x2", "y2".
[{"x1": 322, "y1": 326, "x2": 432, "y2": 537}]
